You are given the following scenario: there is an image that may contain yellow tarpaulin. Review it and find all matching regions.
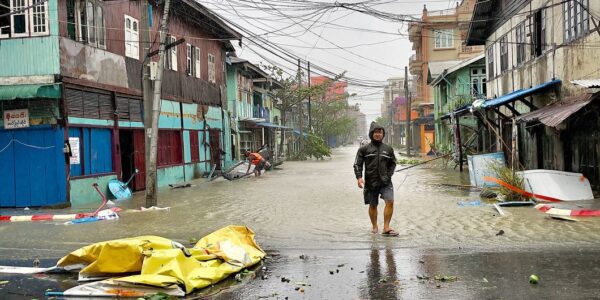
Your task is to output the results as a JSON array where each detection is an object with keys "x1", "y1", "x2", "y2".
[{"x1": 57, "y1": 225, "x2": 265, "y2": 294}]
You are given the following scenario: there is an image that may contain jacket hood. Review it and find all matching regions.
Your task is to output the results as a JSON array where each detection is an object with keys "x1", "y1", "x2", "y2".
[{"x1": 368, "y1": 122, "x2": 385, "y2": 141}]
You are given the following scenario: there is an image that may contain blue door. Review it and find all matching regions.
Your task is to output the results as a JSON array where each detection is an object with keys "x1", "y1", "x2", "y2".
[{"x1": 0, "y1": 126, "x2": 67, "y2": 207}]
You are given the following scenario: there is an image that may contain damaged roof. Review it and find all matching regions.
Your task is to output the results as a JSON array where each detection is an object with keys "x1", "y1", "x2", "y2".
[{"x1": 516, "y1": 93, "x2": 599, "y2": 128}]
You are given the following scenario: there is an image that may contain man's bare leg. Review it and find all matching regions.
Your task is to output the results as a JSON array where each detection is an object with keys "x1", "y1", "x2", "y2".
[
  {"x1": 383, "y1": 200, "x2": 394, "y2": 233},
  {"x1": 369, "y1": 204, "x2": 378, "y2": 233}
]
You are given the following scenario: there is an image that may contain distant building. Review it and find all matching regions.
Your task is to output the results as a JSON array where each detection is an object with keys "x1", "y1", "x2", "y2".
[{"x1": 408, "y1": 0, "x2": 484, "y2": 153}]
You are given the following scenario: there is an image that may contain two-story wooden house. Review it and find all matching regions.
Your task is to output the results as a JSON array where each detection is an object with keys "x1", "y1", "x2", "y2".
[{"x1": 0, "y1": 0, "x2": 241, "y2": 207}]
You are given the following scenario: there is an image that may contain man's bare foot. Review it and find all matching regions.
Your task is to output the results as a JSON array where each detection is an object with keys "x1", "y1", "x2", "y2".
[{"x1": 371, "y1": 227, "x2": 378, "y2": 234}]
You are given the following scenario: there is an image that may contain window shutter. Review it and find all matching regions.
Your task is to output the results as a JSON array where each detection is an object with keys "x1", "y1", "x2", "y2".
[
  {"x1": 66, "y1": 88, "x2": 84, "y2": 118},
  {"x1": 124, "y1": 16, "x2": 131, "y2": 57},
  {"x1": 171, "y1": 36, "x2": 178, "y2": 71},
  {"x1": 129, "y1": 98, "x2": 143, "y2": 122},
  {"x1": 83, "y1": 91, "x2": 100, "y2": 119},
  {"x1": 194, "y1": 47, "x2": 200, "y2": 78},
  {"x1": 66, "y1": 0, "x2": 76, "y2": 39},
  {"x1": 131, "y1": 19, "x2": 139, "y2": 59},
  {"x1": 116, "y1": 96, "x2": 130, "y2": 120},
  {"x1": 98, "y1": 93, "x2": 113, "y2": 120}
]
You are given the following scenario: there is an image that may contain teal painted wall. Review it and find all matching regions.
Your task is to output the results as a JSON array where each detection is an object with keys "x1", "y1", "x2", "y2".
[
  {"x1": 69, "y1": 175, "x2": 117, "y2": 207},
  {"x1": 0, "y1": 0, "x2": 60, "y2": 77},
  {"x1": 183, "y1": 130, "x2": 191, "y2": 163},
  {"x1": 118, "y1": 121, "x2": 144, "y2": 128},
  {"x1": 69, "y1": 117, "x2": 114, "y2": 127},
  {"x1": 159, "y1": 100, "x2": 182, "y2": 129},
  {"x1": 157, "y1": 165, "x2": 185, "y2": 187},
  {"x1": 184, "y1": 163, "x2": 205, "y2": 181},
  {"x1": 226, "y1": 68, "x2": 238, "y2": 117}
]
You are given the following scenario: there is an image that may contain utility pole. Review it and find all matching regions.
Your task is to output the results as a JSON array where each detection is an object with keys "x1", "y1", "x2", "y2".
[
  {"x1": 140, "y1": 0, "x2": 154, "y2": 206},
  {"x1": 145, "y1": 0, "x2": 172, "y2": 207},
  {"x1": 404, "y1": 66, "x2": 411, "y2": 156},
  {"x1": 297, "y1": 59, "x2": 304, "y2": 150},
  {"x1": 307, "y1": 61, "x2": 312, "y2": 132},
  {"x1": 389, "y1": 98, "x2": 394, "y2": 145}
]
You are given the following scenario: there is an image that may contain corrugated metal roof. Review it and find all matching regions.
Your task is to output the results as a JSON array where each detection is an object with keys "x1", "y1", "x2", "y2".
[
  {"x1": 431, "y1": 54, "x2": 485, "y2": 86},
  {"x1": 516, "y1": 93, "x2": 598, "y2": 128},
  {"x1": 571, "y1": 79, "x2": 600, "y2": 88},
  {"x1": 427, "y1": 60, "x2": 465, "y2": 83},
  {"x1": 0, "y1": 84, "x2": 61, "y2": 101}
]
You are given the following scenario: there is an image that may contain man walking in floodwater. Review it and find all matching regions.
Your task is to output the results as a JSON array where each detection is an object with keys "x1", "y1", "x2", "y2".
[{"x1": 353, "y1": 122, "x2": 398, "y2": 236}]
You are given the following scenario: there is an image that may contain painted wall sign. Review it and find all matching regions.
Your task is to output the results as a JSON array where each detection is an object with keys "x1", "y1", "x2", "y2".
[
  {"x1": 69, "y1": 137, "x2": 80, "y2": 164},
  {"x1": 3, "y1": 109, "x2": 29, "y2": 129}
]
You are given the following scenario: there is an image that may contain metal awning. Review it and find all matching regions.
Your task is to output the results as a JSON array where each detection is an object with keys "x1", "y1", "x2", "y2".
[
  {"x1": 516, "y1": 93, "x2": 598, "y2": 128},
  {"x1": 238, "y1": 117, "x2": 266, "y2": 123},
  {"x1": 481, "y1": 80, "x2": 561, "y2": 109},
  {"x1": 0, "y1": 83, "x2": 61, "y2": 100},
  {"x1": 256, "y1": 122, "x2": 291, "y2": 129},
  {"x1": 293, "y1": 130, "x2": 308, "y2": 137}
]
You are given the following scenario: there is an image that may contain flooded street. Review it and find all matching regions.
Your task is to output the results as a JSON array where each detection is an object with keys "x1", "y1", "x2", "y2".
[{"x1": 2, "y1": 145, "x2": 600, "y2": 299}]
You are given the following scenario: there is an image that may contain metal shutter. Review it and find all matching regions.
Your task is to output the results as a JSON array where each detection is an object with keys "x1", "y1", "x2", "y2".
[
  {"x1": 129, "y1": 98, "x2": 143, "y2": 122},
  {"x1": 83, "y1": 91, "x2": 100, "y2": 119},
  {"x1": 98, "y1": 93, "x2": 113, "y2": 120},
  {"x1": 66, "y1": 88, "x2": 84, "y2": 118}
]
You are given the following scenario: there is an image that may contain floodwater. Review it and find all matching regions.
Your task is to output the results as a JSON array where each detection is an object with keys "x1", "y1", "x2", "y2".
[
  {"x1": 1, "y1": 145, "x2": 600, "y2": 258},
  {"x1": 1, "y1": 145, "x2": 600, "y2": 298}
]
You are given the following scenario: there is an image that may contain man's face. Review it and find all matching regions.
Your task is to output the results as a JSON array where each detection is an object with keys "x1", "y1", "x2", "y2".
[{"x1": 373, "y1": 129, "x2": 384, "y2": 141}]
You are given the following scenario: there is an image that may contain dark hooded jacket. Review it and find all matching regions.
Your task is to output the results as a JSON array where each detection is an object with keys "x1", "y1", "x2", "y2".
[{"x1": 353, "y1": 122, "x2": 396, "y2": 190}]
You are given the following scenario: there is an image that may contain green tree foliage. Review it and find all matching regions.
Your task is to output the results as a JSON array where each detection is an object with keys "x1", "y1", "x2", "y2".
[{"x1": 262, "y1": 64, "x2": 351, "y2": 159}]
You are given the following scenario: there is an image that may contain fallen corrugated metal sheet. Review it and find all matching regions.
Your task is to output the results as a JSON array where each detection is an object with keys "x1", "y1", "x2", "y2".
[
  {"x1": 571, "y1": 79, "x2": 600, "y2": 88},
  {"x1": 516, "y1": 93, "x2": 597, "y2": 128}
]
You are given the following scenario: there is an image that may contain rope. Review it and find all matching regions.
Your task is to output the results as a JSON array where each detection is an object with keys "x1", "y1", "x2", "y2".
[{"x1": 0, "y1": 139, "x2": 55, "y2": 154}]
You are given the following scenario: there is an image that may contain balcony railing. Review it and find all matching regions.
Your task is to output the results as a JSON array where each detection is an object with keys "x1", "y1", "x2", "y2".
[{"x1": 426, "y1": 8, "x2": 456, "y2": 17}]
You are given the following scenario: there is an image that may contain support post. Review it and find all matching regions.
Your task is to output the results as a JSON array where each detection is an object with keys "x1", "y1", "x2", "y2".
[
  {"x1": 297, "y1": 59, "x2": 304, "y2": 150},
  {"x1": 307, "y1": 61, "x2": 312, "y2": 132},
  {"x1": 456, "y1": 115, "x2": 463, "y2": 172},
  {"x1": 404, "y1": 66, "x2": 411, "y2": 156}
]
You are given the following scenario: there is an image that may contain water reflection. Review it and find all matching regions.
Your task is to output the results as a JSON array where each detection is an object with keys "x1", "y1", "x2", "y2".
[{"x1": 360, "y1": 247, "x2": 399, "y2": 300}]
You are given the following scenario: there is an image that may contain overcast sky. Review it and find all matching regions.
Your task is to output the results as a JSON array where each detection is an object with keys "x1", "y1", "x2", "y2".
[{"x1": 202, "y1": 0, "x2": 454, "y2": 124}]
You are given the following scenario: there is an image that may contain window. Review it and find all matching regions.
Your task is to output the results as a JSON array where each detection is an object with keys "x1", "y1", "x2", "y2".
[
  {"x1": 124, "y1": 15, "x2": 139, "y2": 59},
  {"x1": 500, "y1": 35, "x2": 509, "y2": 72},
  {"x1": 187, "y1": 44, "x2": 200, "y2": 77},
  {"x1": 434, "y1": 29, "x2": 454, "y2": 49},
  {"x1": 563, "y1": 0, "x2": 589, "y2": 42},
  {"x1": 487, "y1": 45, "x2": 495, "y2": 79},
  {"x1": 0, "y1": 0, "x2": 49, "y2": 38},
  {"x1": 208, "y1": 53, "x2": 216, "y2": 83},
  {"x1": 158, "y1": 130, "x2": 182, "y2": 166},
  {"x1": 68, "y1": 0, "x2": 105, "y2": 47},
  {"x1": 471, "y1": 67, "x2": 487, "y2": 98},
  {"x1": 69, "y1": 127, "x2": 113, "y2": 176},
  {"x1": 533, "y1": 9, "x2": 547, "y2": 57},
  {"x1": 194, "y1": 47, "x2": 200, "y2": 78},
  {"x1": 516, "y1": 22, "x2": 526, "y2": 64},
  {"x1": 189, "y1": 130, "x2": 199, "y2": 162},
  {"x1": 164, "y1": 35, "x2": 178, "y2": 71}
]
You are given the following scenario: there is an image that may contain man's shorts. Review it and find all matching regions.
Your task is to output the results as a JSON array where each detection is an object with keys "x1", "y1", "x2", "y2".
[
  {"x1": 363, "y1": 184, "x2": 394, "y2": 206},
  {"x1": 255, "y1": 160, "x2": 266, "y2": 171}
]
